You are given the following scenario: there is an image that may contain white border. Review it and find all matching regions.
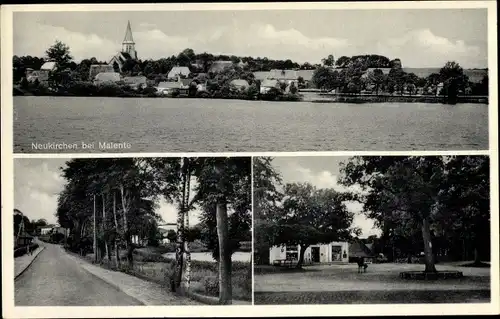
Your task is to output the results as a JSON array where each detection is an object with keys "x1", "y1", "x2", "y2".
[{"x1": 2, "y1": 1, "x2": 499, "y2": 318}]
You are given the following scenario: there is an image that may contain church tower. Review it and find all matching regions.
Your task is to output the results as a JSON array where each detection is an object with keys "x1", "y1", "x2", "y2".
[{"x1": 122, "y1": 20, "x2": 137, "y2": 59}]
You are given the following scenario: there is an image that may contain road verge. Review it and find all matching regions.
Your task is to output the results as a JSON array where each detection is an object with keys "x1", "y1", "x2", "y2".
[{"x1": 15, "y1": 246, "x2": 45, "y2": 280}]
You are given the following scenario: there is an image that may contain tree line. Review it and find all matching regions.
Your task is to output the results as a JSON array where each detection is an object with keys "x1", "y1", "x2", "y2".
[
  {"x1": 14, "y1": 209, "x2": 49, "y2": 237},
  {"x1": 56, "y1": 157, "x2": 251, "y2": 304},
  {"x1": 13, "y1": 41, "x2": 313, "y2": 84},
  {"x1": 254, "y1": 156, "x2": 490, "y2": 273},
  {"x1": 311, "y1": 56, "x2": 489, "y2": 103}
]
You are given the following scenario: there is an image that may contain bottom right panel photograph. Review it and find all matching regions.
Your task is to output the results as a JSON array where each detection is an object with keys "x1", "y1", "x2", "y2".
[{"x1": 253, "y1": 155, "x2": 491, "y2": 304}]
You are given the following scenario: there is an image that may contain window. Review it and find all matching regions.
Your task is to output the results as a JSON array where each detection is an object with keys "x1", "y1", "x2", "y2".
[
  {"x1": 286, "y1": 245, "x2": 299, "y2": 260},
  {"x1": 332, "y1": 245, "x2": 342, "y2": 261}
]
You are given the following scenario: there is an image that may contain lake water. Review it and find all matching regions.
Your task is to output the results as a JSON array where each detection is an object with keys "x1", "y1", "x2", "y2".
[
  {"x1": 14, "y1": 96, "x2": 488, "y2": 152},
  {"x1": 162, "y1": 251, "x2": 251, "y2": 263}
]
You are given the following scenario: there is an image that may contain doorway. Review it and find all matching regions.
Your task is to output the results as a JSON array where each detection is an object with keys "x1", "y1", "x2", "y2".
[{"x1": 311, "y1": 247, "x2": 320, "y2": 263}]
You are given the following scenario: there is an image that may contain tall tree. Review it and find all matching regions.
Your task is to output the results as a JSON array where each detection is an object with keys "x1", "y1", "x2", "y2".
[
  {"x1": 322, "y1": 54, "x2": 335, "y2": 67},
  {"x1": 340, "y1": 156, "x2": 447, "y2": 273},
  {"x1": 367, "y1": 69, "x2": 385, "y2": 95},
  {"x1": 196, "y1": 157, "x2": 251, "y2": 304},
  {"x1": 438, "y1": 156, "x2": 490, "y2": 264},
  {"x1": 45, "y1": 40, "x2": 73, "y2": 69},
  {"x1": 439, "y1": 61, "x2": 469, "y2": 104},
  {"x1": 270, "y1": 183, "x2": 357, "y2": 269},
  {"x1": 253, "y1": 157, "x2": 283, "y2": 265}
]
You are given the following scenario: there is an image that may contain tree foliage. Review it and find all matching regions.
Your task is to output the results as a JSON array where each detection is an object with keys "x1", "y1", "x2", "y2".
[{"x1": 340, "y1": 156, "x2": 490, "y2": 271}]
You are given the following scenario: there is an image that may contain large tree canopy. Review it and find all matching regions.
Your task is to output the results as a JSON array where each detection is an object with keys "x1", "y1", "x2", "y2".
[{"x1": 340, "y1": 156, "x2": 490, "y2": 272}]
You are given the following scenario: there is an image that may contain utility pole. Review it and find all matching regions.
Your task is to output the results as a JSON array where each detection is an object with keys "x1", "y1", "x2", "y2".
[{"x1": 93, "y1": 194, "x2": 97, "y2": 263}]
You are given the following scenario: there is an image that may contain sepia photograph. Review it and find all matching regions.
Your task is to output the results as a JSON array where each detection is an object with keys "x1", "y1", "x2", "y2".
[
  {"x1": 253, "y1": 156, "x2": 491, "y2": 304},
  {"x1": 11, "y1": 8, "x2": 489, "y2": 153},
  {"x1": 13, "y1": 157, "x2": 252, "y2": 306},
  {"x1": 1, "y1": 1, "x2": 499, "y2": 318}
]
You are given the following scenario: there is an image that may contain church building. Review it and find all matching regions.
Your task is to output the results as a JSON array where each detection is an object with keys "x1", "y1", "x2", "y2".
[{"x1": 109, "y1": 21, "x2": 138, "y2": 73}]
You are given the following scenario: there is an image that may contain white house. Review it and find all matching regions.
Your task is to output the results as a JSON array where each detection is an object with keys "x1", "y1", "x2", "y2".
[
  {"x1": 260, "y1": 79, "x2": 280, "y2": 94},
  {"x1": 269, "y1": 241, "x2": 349, "y2": 265},
  {"x1": 40, "y1": 226, "x2": 53, "y2": 235},
  {"x1": 167, "y1": 66, "x2": 191, "y2": 80},
  {"x1": 158, "y1": 223, "x2": 177, "y2": 244},
  {"x1": 94, "y1": 72, "x2": 121, "y2": 85},
  {"x1": 122, "y1": 76, "x2": 147, "y2": 90},
  {"x1": 89, "y1": 64, "x2": 114, "y2": 81}
]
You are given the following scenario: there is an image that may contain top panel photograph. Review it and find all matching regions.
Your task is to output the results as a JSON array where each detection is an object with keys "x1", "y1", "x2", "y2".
[{"x1": 11, "y1": 8, "x2": 490, "y2": 153}]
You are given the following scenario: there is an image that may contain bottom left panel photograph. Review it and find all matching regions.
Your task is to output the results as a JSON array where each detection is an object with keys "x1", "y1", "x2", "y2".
[{"x1": 13, "y1": 157, "x2": 252, "y2": 306}]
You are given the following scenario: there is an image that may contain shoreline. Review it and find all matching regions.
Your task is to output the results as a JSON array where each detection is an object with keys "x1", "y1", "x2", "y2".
[{"x1": 13, "y1": 91, "x2": 489, "y2": 105}]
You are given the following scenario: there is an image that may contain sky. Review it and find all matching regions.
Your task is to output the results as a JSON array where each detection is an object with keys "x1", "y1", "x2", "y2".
[
  {"x1": 13, "y1": 9, "x2": 488, "y2": 68},
  {"x1": 270, "y1": 156, "x2": 381, "y2": 238},
  {"x1": 13, "y1": 158, "x2": 202, "y2": 226}
]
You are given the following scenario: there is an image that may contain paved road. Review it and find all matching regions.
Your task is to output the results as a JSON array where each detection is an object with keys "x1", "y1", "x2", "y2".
[{"x1": 15, "y1": 242, "x2": 143, "y2": 306}]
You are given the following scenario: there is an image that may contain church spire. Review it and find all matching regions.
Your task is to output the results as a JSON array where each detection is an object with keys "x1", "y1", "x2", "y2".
[
  {"x1": 123, "y1": 20, "x2": 135, "y2": 44},
  {"x1": 121, "y1": 20, "x2": 137, "y2": 59}
]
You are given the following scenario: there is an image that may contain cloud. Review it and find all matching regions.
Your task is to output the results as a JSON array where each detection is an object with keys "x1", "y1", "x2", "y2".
[
  {"x1": 13, "y1": 159, "x2": 204, "y2": 227},
  {"x1": 376, "y1": 29, "x2": 486, "y2": 67},
  {"x1": 14, "y1": 21, "x2": 118, "y2": 62},
  {"x1": 14, "y1": 20, "x2": 350, "y2": 64},
  {"x1": 14, "y1": 159, "x2": 66, "y2": 223},
  {"x1": 138, "y1": 22, "x2": 157, "y2": 29}
]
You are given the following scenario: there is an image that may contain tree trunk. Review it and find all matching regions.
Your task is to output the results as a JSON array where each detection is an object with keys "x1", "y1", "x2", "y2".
[
  {"x1": 175, "y1": 160, "x2": 186, "y2": 290},
  {"x1": 216, "y1": 199, "x2": 232, "y2": 305},
  {"x1": 102, "y1": 194, "x2": 109, "y2": 260},
  {"x1": 93, "y1": 194, "x2": 97, "y2": 262},
  {"x1": 474, "y1": 247, "x2": 481, "y2": 265},
  {"x1": 120, "y1": 185, "x2": 132, "y2": 267},
  {"x1": 113, "y1": 192, "x2": 121, "y2": 268},
  {"x1": 421, "y1": 217, "x2": 437, "y2": 273},
  {"x1": 296, "y1": 244, "x2": 309, "y2": 269},
  {"x1": 184, "y1": 158, "x2": 191, "y2": 290}
]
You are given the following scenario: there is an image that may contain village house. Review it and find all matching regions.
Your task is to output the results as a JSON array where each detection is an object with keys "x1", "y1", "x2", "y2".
[
  {"x1": 94, "y1": 72, "x2": 121, "y2": 85},
  {"x1": 269, "y1": 241, "x2": 350, "y2": 265},
  {"x1": 108, "y1": 21, "x2": 138, "y2": 73},
  {"x1": 167, "y1": 66, "x2": 191, "y2": 80},
  {"x1": 348, "y1": 239, "x2": 375, "y2": 263},
  {"x1": 268, "y1": 69, "x2": 299, "y2": 86},
  {"x1": 89, "y1": 64, "x2": 114, "y2": 81},
  {"x1": 40, "y1": 226, "x2": 54, "y2": 235},
  {"x1": 14, "y1": 209, "x2": 34, "y2": 247},
  {"x1": 254, "y1": 69, "x2": 315, "y2": 89},
  {"x1": 39, "y1": 224, "x2": 69, "y2": 237},
  {"x1": 158, "y1": 223, "x2": 177, "y2": 244},
  {"x1": 156, "y1": 77, "x2": 193, "y2": 96},
  {"x1": 122, "y1": 75, "x2": 148, "y2": 90},
  {"x1": 259, "y1": 79, "x2": 280, "y2": 94},
  {"x1": 26, "y1": 61, "x2": 57, "y2": 84},
  {"x1": 229, "y1": 79, "x2": 250, "y2": 92}
]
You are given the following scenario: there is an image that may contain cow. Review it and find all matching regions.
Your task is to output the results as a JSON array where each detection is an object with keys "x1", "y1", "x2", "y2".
[{"x1": 357, "y1": 257, "x2": 368, "y2": 273}]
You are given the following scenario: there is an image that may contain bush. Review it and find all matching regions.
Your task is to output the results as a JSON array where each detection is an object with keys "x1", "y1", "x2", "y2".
[
  {"x1": 142, "y1": 86, "x2": 157, "y2": 97},
  {"x1": 51, "y1": 232, "x2": 65, "y2": 244},
  {"x1": 203, "y1": 276, "x2": 220, "y2": 296}
]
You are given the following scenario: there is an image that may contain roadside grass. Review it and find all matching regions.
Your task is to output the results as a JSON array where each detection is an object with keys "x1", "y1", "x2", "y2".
[{"x1": 76, "y1": 245, "x2": 252, "y2": 301}]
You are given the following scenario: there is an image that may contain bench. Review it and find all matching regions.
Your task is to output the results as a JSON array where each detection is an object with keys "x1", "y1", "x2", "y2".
[{"x1": 273, "y1": 259, "x2": 298, "y2": 268}]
